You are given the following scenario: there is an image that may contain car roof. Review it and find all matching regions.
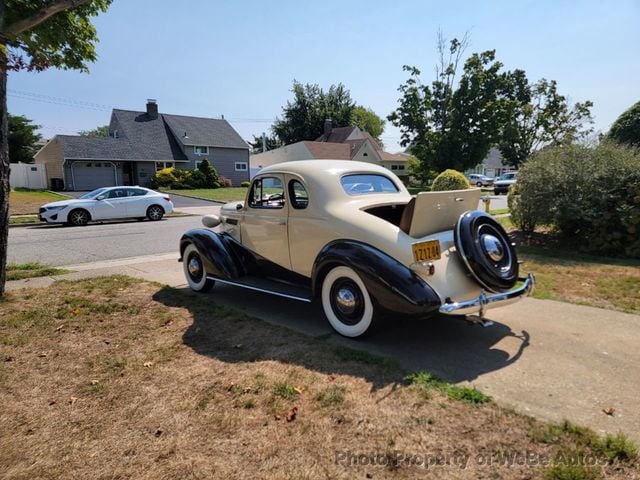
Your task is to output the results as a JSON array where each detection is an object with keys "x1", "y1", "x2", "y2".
[{"x1": 258, "y1": 159, "x2": 397, "y2": 177}]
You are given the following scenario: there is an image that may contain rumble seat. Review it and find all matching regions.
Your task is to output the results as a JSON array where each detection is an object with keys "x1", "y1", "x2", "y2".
[{"x1": 398, "y1": 197, "x2": 415, "y2": 234}]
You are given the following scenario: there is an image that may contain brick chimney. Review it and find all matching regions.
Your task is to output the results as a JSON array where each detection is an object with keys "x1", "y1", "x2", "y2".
[
  {"x1": 146, "y1": 99, "x2": 158, "y2": 119},
  {"x1": 323, "y1": 118, "x2": 332, "y2": 141}
]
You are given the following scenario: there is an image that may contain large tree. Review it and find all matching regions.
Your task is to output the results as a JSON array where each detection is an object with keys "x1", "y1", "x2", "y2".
[
  {"x1": 248, "y1": 132, "x2": 281, "y2": 154},
  {"x1": 498, "y1": 72, "x2": 593, "y2": 168},
  {"x1": 388, "y1": 33, "x2": 509, "y2": 176},
  {"x1": 9, "y1": 113, "x2": 41, "y2": 163},
  {"x1": 0, "y1": 0, "x2": 111, "y2": 295},
  {"x1": 607, "y1": 101, "x2": 640, "y2": 148},
  {"x1": 272, "y1": 81, "x2": 356, "y2": 144},
  {"x1": 79, "y1": 124, "x2": 108, "y2": 137},
  {"x1": 350, "y1": 105, "x2": 385, "y2": 144}
]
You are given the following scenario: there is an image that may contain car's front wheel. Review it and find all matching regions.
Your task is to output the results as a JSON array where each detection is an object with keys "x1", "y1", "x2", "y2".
[
  {"x1": 147, "y1": 205, "x2": 164, "y2": 221},
  {"x1": 68, "y1": 208, "x2": 90, "y2": 226},
  {"x1": 183, "y1": 244, "x2": 215, "y2": 292},
  {"x1": 321, "y1": 266, "x2": 375, "y2": 338}
]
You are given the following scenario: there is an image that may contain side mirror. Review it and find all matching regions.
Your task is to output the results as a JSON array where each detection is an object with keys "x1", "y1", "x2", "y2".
[
  {"x1": 96, "y1": 195, "x2": 105, "y2": 201},
  {"x1": 202, "y1": 214, "x2": 221, "y2": 228},
  {"x1": 236, "y1": 203, "x2": 243, "y2": 210}
]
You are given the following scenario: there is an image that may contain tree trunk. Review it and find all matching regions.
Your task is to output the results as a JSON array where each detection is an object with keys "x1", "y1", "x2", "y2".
[{"x1": 0, "y1": 1, "x2": 8, "y2": 296}]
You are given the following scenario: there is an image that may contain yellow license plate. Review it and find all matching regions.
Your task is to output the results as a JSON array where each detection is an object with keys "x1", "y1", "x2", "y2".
[{"x1": 412, "y1": 240, "x2": 441, "y2": 263}]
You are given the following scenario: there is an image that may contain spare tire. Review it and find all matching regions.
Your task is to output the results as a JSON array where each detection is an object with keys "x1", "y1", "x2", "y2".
[{"x1": 454, "y1": 211, "x2": 519, "y2": 292}]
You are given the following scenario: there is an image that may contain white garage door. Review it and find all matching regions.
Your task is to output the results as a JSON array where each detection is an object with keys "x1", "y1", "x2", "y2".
[{"x1": 72, "y1": 162, "x2": 117, "y2": 190}]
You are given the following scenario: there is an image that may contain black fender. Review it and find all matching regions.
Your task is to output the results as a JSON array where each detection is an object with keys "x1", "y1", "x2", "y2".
[
  {"x1": 311, "y1": 240, "x2": 441, "y2": 317},
  {"x1": 180, "y1": 229, "x2": 247, "y2": 279}
]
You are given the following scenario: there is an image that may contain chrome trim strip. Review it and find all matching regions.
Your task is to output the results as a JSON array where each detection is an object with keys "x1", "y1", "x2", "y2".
[
  {"x1": 439, "y1": 273, "x2": 535, "y2": 316},
  {"x1": 207, "y1": 276, "x2": 313, "y2": 303}
]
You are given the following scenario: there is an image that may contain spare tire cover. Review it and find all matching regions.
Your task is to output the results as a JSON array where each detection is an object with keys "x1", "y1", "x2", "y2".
[{"x1": 454, "y1": 211, "x2": 519, "y2": 292}]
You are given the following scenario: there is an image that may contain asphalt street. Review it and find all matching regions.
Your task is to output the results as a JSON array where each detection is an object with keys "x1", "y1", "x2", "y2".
[{"x1": 8, "y1": 216, "x2": 204, "y2": 266}]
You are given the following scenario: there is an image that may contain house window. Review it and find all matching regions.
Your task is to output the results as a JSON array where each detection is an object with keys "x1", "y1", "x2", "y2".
[
  {"x1": 235, "y1": 162, "x2": 248, "y2": 171},
  {"x1": 155, "y1": 162, "x2": 174, "y2": 171},
  {"x1": 194, "y1": 146, "x2": 209, "y2": 155}
]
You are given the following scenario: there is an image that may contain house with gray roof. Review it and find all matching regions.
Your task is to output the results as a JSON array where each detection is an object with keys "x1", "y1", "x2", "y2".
[{"x1": 35, "y1": 100, "x2": 249, "y2": 190}]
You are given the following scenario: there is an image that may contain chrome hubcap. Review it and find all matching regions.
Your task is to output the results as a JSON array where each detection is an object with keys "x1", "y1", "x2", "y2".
[
  {"x1": 481, "y1": 234, "x2": 504, "y2": 262},
  {"x1": 188, "y1": 256, "x2": 202, "y2": 277},
  {"x1": 335, "y1": 287, "x2": 357, "y2": 314}
]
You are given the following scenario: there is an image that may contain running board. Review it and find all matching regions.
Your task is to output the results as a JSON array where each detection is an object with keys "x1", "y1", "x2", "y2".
[{"x1": 207, "y1": 275, "x2": 313, "y2": 303}]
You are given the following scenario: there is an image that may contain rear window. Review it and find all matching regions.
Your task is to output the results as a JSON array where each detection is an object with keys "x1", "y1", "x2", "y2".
[{"x1": 341, "y1": 174, "x2": 399, "y2": 196}]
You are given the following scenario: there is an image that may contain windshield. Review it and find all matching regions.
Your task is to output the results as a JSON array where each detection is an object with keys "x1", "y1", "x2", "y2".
[
  {"x1": 341, "y1": 174, "x2": 399, "y2": 195},
  {"x1": 499, "y1": 173, "x2": 517, "y2": 180},
  {"x1": 79, "y1": 188, "x2": 109, "y2": 199}
]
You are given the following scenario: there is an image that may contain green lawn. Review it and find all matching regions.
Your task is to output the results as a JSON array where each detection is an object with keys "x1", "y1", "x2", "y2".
[
  {"x1": 9, "y1": 189, "x2": 68, "y2": 215},
  {"x1": 163, "y1": 187, "x2": 248, "y2": 203},
  {"x1": 9, "y1": 215, "x2": 40, "y2": 225}
]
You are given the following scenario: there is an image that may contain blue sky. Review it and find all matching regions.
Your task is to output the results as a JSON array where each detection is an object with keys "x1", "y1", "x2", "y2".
[{"x1": 9, "y1": 0, "x2": 640, "y2": 152}]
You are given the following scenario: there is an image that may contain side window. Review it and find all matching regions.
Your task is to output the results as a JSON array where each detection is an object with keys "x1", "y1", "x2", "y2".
[
  {"x1": 107, "y1": 189, "x2": 126, "y2": 199},
  {"x1": 248, "y1": 177, "x2": 284, "y2": 209},
  {"x1": 127, "y1": 188, "x2": 147, "y2": 197},
  {"x1": 288, "y1": 180, "x2": 309, "y2": 210}
]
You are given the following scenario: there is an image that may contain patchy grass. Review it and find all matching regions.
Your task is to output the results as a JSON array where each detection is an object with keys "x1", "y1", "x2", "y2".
[
  {"x1": 6, "y1": 262, "x2": 69, "y2": 281},
  {"x1": 406, "y1": 371, "x2": 492, "y2": 406},
  {"x1": 9, "y1": 188, "x2": 68, "y2": 215},
  {"x1": 517, "y1": 245, "x2": 640, "y2": 314},
  {"x1": 9, "y1": 215, "x2": 40, "y2": 225},
  {"x1": 0, "y1": 276, "x2": 637, "y2": 479},
  {"x1": 163, "y1": 187, "x2": 248, "y2": 203},
  {"x1": 490, "y1": 208, "x2": 510, "y2": 215}
]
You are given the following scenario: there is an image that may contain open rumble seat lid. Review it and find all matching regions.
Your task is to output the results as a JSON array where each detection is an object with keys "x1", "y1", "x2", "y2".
[{"x1": 407, "y1": 189, "x2": 481, "y2": 237}]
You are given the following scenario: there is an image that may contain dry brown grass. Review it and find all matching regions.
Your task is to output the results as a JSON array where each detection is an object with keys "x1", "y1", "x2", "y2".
[
  {"x1": 0, "y1": 276, "x2": 637, "y2": 479},
  {"x1": 9, "y1": 189, "x2": 68, "y2": 216}
]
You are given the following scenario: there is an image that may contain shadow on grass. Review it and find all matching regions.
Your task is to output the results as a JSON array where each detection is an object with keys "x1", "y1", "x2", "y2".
[{"x1": 153, "y1": 284, "x2": 530, "y2": 388}]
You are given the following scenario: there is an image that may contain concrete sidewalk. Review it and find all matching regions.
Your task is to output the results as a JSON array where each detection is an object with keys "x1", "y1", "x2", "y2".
[{"x1": 6, "y1": 255, "x2": 640, "y2": 442}]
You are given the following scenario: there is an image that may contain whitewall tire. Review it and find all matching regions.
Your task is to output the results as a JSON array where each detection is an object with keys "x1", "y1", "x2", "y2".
[
  {"x1": 321, "y1": 266, "x2": 375, "y2": 338},
  {"x1": 183, "y1": 244, "x2": 215, "y2": 292}
]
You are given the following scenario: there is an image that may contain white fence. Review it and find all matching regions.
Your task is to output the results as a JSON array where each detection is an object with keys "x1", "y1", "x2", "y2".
[{"x1": 9, "y1": 162, "x2": 48, "y2": 189}]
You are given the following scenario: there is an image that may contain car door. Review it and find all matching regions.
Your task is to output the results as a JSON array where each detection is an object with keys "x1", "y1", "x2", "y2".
[
  {"x1": 92, "y1": 188, "x2": 130, "y2": 220},
  {"x1": 240, "y1": 175, "x2": 291, "y2": 269},
  {"x1": 125, "y1": 187, "x2": 150, "y2": 217}
]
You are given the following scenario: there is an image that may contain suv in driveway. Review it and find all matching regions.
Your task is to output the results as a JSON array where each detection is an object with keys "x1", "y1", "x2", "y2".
[{"x1": 493, "y1": 172, "x2": 518, "y2": 195}]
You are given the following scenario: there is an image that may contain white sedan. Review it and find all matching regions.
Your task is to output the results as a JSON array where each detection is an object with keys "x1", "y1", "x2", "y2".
[{"x1": 39, "y1": 186, "x2": 174, "y2": 226}]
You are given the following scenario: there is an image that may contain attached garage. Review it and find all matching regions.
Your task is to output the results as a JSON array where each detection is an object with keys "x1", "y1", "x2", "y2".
[{"x1": 70, "y1": 161, "x2": 119, "y2": 190}]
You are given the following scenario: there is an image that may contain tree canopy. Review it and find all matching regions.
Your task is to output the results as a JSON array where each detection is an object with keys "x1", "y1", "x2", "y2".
[
  {"x1": 268, "y1": 81, "x2": 385, "y2": 145},
  {"x1": 350, "y1": 106, "x2": 385, "y2": 144},
  {"x1": 389, "y1": 33, "x2": 594, "y2": 176},
  {"x1": 248, "y1": 133, "x2": 281, "y2": 154},
  {"x1": 0, "y1": 0, "x2": 111, "y2": 296},
  {"x1": 79, "y1": 124, "x2": 109, "y2": 137},
  {"x1": 498, "y1": 73, "x2": 593, "y2": 168},
  {"x1": 607, "y1": 101, "x2": 640, "y2": 148},
  {"x1": 8, "y1": 113, "x2": 41, "y2": 163}
]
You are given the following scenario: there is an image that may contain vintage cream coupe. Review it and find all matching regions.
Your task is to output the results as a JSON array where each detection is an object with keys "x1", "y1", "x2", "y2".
[{"x1": 179, "y1": 160, "x2": 534, "y2": 338}]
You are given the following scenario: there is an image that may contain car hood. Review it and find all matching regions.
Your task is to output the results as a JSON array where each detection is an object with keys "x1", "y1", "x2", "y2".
[
  {"x1": 42, "y1": 199, "x2": 85, "y2": 208},
  {"x1": 494, "y1": 179, "x2": 516, "y2": 185}
]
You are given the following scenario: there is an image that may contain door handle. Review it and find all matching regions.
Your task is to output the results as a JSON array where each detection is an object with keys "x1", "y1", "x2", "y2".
[{"x1": 275, "y1": 219, "x2": 287, "y2": 225}]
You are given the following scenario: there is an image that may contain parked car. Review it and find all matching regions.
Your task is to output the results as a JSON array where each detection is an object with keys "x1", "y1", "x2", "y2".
[
  {"x1": 493, "y1": 172, "x2": 518, "y2": 195},
  {"x1": 467, "y1": 174, "x2": 494, "y2": 187},
  {"x1": 39, "y1": 186, "x2": 173, "y2": 226},
  {"x1": 179, "y1": 160, "x2": 534, "y2": 338}
]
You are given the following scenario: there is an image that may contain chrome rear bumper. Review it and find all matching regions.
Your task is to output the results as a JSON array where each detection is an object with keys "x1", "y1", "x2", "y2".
[{"x1": 439, "y1": 273, "x2": 535, "y2": 318}]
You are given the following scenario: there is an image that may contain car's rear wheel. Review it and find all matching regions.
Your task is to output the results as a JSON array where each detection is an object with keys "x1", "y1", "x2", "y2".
[
  {"x1": 476, "y1": 181, "x2": 483, "y2": 187},
  {"x1": 147, "y1": 205, "x2": 164, "y2": 221},
  {"x1": 455, "y1": 211, "x2": 519, "y2": 292},
  {"x1": 183, "y1": 244, "x2": 215, "y2": 292},
  {"x1": 68, "y1": 208, "x2": 90, "y2": 226},
  {"x1": 321, "y1": 266, "x2": 375, "y2": 338}
]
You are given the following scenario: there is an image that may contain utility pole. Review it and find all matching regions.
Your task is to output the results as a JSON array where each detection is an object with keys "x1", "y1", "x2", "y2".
[{"x1": 261, "y1": 132, "x2": 267, "y2": 152}]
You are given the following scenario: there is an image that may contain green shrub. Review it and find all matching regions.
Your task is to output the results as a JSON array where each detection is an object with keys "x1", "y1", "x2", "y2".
[
  {"x1": 511, "y1": 143, "x2": 640, "y2": 257},
  {"x1": 151, "y1": 162, "x2": 221, "y2": 189},
  {"x1": 431, "y1": 169, "x2": 470, "y2": 191},
  {"x1": 240, "y1": 181, "x2": 251, "y2": 188}
]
